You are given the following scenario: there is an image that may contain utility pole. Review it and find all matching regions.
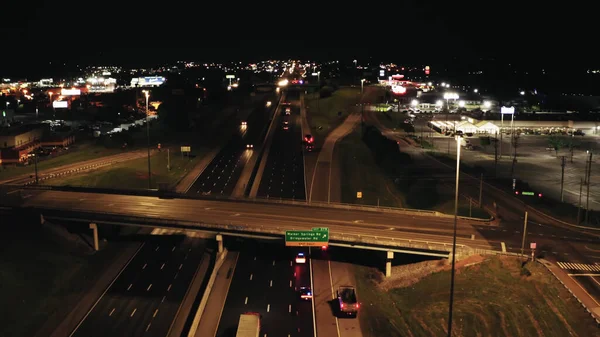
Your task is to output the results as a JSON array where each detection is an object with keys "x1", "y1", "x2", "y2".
[
  {"x1": 585, "y1": 151, "x2": 592, "y2": 224},
  {"x1": 493, "y1": 135, "x2": 498, "y2": 177},
  {"x1": 560, "y1": 156, "x2": 566, "y2": 202},
  {"x1": 520, "y1": 211, "x2": 528, "y2": 258},
  {"x1": 167, "y1": 148, "x2": 171, "y2": 171},
  {"x1": 478, "y1": 173, "x2": 483, "y2": 207},
  {"x1": 34, "y1": 152, "x2": 39, "y2": 185},
  {"x1": 577, "y1": 178, "x2": 583, "y2": 224}
]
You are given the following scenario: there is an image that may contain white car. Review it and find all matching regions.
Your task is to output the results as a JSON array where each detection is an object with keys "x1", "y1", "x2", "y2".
[{"x1": 295, "y1": 252, "x2": 306, "y2": 264}]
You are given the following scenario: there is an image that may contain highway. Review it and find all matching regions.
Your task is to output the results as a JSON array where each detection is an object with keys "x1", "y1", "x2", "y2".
[
  {"x1": 70, "y1": 229, "x2": 208, "y2": 337},
  {"x1": 256, "y1": 91, "x2": 306, "y2": 200},
  {"x1": 215, "y1": 241, "x2": 314, "y2": 337},
  {"x1": 186, "y1": 102, "x2": 272, "y2": 196},
  {"x1": 216, "y1": 88, "x2": 314, "y2": 337}
]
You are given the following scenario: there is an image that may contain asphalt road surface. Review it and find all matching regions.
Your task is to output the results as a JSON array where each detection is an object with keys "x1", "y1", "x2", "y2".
[
  {"x1": 215, "y1": 241, "x2": 314, "y2": 337},
  {"x1": 70, "y1": 230, "x2": 207, "y2": 337},
  {"x1": 187, "y1": 103, "x2": 272, "y2": 196},
  {"x1": 256, "y1": 103, "x2": 306, "y2": 200}
]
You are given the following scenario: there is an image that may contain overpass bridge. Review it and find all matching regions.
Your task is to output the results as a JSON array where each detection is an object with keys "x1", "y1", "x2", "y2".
[{"x1": 2, "y1": 188, "x2": 505, "y2": 266}]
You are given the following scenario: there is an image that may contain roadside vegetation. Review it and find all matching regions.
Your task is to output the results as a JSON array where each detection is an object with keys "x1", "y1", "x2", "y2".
[
  {"x1": 0, "y1": 215, "x2": 138, "y2": 337},
  {"x1": 305, "y1": 87, "x2": 362, "y2": 139},
  {"x1": 356, "y1": 255, "x2": 599, "y2": 337},
  {"x1": 338, "y1": 126, "x2": 490, "y2": 217},
  {"x1": 44, "y1": 146, "x2": 206, "y2": 190}
]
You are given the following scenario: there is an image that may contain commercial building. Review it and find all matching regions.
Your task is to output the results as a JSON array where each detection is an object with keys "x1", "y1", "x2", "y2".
[
  {"x1": 0, "y1": 124, "x2": 76, "y2": 164},
  {"x1": 0, "y1": 125, "x2": 44, "y2": 164}
]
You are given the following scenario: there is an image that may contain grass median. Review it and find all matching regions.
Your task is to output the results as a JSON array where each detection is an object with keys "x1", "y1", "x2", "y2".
[
  {"x1": 305, "y1": 87, "x2": 361, "y2": 139},
  {"x1": 356, "y1": 255, "x2": 598, "y2": 337},
  {"x1": 338, "y1": 130, "x2": 405, "y2": 207},
  {"x1": 45, "y1": 147, "x2": 207, "y2": 190}
]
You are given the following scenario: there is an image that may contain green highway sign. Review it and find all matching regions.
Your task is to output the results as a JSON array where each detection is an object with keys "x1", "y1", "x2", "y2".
[{"x1": 286, "y1": 228, "x2": 329, "y2": 247}]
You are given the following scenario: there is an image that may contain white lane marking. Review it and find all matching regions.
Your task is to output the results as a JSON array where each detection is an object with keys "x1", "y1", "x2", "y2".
[
  {"x1": 130, "y1": 308, "x2": 137, "y2": 317},
  {"x1": 142, "y1": 263, "x2": 147, "y2": 270},
  {"x1": 161, "y1": 263, "x2": 165, "y2": 270},
  {"x1": 153, "y1": 309, "x2": 159, "y2": 318},
  {"x1": 161, "y1": 295, "x2": 166, "y2": 303},
  {"x1": 309, "y1": 248, "x2": 318, "y2": 337},
  {"x1": 107, "y1": 203, "x2": 114, "y2": 207},
  {"x1": 290, "y1": 261, "x2": 293, "y2": 266},
  {"x1": 172, "y1": 246, "x2": 176, "y2": 252},
  {"x1": 267, "y1": 304, "x2": 270, "y2": 312},
  {"x1": 254, "y1": 256, "x2": 256, "y2": 261},
  {"x1": 290, "y1": 280, "x2": 292, "y2": 287},
  {"x1": 273, "y1": 260, "x2": 276, "y2": 266},
  {"x1": 328, "y1": 260, "x2": 342, "y2": 337},
  {"x1": 174, "y1": 272, "x2": 179, "y2": 279},
  {"x1": 147, "y1": 284, "x2": 152, "y2": 291},
  {"x1": 289, "y1": 304, "x2": 292, "y2": 313},
  {"x1": 245, "y1": 297, "x2": 248, "y2": 304},
  {"x1": 179, "y1": 263, "x2": 183, "y2": 270},
  {"x1": 155, "y1": 246, "x2": 160, "y2": 252},
  {"x1": 109, "y1": 308, "x2": 115, "y2": 316},
  {"x1": 250, "y1": 274, "x2": 253, "y2": 281},
  {"x1": 127, "y1": 284, "x2": 133, "y2": 291},
  {"x1": 167, "y1": 284, "x2": 172, "y2": 292},
  {"x1": 270, "y1": 280, "x2": 273, "y2": 287},
  {"x1": 146, "y1": 323, "x2": 151, "y2": 332}
]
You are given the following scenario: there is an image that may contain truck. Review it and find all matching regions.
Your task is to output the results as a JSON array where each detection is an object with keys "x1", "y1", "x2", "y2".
[
  {"x1": 236, "y1": 312, "x2": 260, "y2": 337},
  {"x1": 337, "y1": 286, "x2": 359, "y2": 317}
]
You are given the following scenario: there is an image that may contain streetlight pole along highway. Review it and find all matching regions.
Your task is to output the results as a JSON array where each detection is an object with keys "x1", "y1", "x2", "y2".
[
  {"x1": 447, "y1": 135, "x2": 462, "y2": 337},
  {"x1": 142, "y1": 90, "x2": 151, "y2": 189}
]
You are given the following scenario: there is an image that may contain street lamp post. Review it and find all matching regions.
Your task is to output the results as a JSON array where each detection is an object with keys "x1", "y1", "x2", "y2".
[
  {"x1": 447, "y1": 135, "x2": 462, "y2": 337},
  {"x1": 143, "y1": 90, "x2": 151, "y2": 189},
  {"x1": 361, "y1": 79, "x2": 366, "y2": 95},
  {"x1": 33, "y1": 152, "x2": 39, "y2": 185}
]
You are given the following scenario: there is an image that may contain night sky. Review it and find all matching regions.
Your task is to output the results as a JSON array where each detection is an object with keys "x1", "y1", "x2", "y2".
[{"x1": 1, "y1": 0, "x2": 595, "y2": 77}]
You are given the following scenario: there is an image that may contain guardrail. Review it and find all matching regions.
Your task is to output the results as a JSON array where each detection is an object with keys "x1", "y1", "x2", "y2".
[{"x1": 16, "y1": 185, "x2": 493, "y2": 222}]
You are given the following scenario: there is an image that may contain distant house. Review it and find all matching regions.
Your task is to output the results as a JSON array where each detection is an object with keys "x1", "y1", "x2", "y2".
[{"x1": 455, "y1": 121, "x2": 478, "y2": 134}]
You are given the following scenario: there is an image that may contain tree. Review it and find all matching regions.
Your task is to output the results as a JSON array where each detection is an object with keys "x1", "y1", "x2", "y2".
[{"x1": 548, "y1": 135, "x2": 566, "y2": 157}]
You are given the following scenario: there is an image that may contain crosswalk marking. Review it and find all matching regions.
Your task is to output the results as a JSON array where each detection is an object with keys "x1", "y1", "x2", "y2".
[{"x1": 557, "y1": 261, "x2": 600, "y2": 272}]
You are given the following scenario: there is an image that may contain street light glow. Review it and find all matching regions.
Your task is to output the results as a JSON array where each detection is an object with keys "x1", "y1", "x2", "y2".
[
  {"x1": 443, "y1": 93, "x2": 459, "y2": 100},
  {"x1": 483, "y1": 101, "x2": 492, "y2": 108},
  {"x1": 411, "y1": 99, "x2": 419, "y2": 106}
]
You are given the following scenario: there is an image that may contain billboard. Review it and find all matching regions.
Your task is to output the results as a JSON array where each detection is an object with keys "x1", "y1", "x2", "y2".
[
  {"x1": 131, "y1": 76, "x2": 165, "y2": 87},
  {"x1": 53, "y1": 101, "x2": 68, "y2": 109},
  {"x1": 501, "y1": 106, "x2": 515, "y2": 114},
  {"x1": 61, "y1": 88, "x2": 81, "y2": 96}
]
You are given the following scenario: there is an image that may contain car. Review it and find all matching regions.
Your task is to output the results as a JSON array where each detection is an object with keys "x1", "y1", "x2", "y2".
[
  {"x1": 241, "y1": 121, "x2": 247, "y2": 126},
  {"x1": 285, "y1": 107, "x2": 291, "y2": 115},
  {"x1": 304, "y1": 134, "x2": 313, "y2": 144},
  {"x1": 246, "y1": 144, "x2": 253, "y2": 149},
  {"x1": 282, "y1": 121, "x2": 289, "y2": 130},
  {"x1": 298, "y1": 287, "x2": 313, "y2": 300},
  {"x1": 295, "y1": 252, "x2": 306, "y2": 263}
]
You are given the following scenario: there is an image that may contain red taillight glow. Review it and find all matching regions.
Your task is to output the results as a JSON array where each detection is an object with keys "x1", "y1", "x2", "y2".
[
  {"x1": 356, "y1": 303, "x2": 360, "y2": 308},
  {"x1": 538, "y1": 193, "x2": 542, "y2": 197},
  {"x1": 340, "y1": 303, "x2": 344, "y2": 308},
  {"x1": 321, "y1": 245, "x2": 327, "y2": 250},
  {"x1": 515, "y1": 191, "x2": 519, "y2": 195}
]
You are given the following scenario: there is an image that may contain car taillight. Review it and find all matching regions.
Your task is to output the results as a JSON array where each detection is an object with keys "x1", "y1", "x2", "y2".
[
  {"x1": 356, "y1": 303, "x2": 359, "y2": 308},
  {"x1": 340, "y1": 303, "x2": 344, "y2": 308}
]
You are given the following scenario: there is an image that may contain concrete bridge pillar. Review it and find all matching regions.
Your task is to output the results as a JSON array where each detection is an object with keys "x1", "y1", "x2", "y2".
[
  {"x1": 89, "y1": 223, "x2": 99, "y2": 251},
  {"x1": 385, "y1": 251, "x2": 394, "y2": 277},
  {"x1": 216, "y1": 234, "x2": 223, "y2": 253}
]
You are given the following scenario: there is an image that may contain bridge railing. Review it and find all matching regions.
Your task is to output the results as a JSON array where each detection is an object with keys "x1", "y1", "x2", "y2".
[
  {"x1": 37, "y1": 207, "x2": 476, "y2": 255},
  {"x1": 17, "y1": 185, "x2": 494, "y2": 222}
]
